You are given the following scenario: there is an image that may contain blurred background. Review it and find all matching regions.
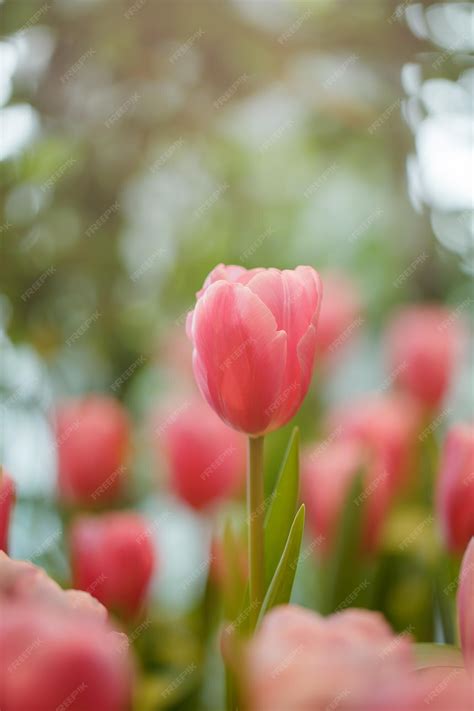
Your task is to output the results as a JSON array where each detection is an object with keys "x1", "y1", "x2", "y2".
[{"x1": 1, "y1": 0, "x2": 473, "y2": 708}]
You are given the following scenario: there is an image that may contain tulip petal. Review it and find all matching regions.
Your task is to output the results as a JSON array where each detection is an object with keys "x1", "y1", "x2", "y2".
[{"x1": 191, "y1": 280, "x2": 288, "y2": 434}]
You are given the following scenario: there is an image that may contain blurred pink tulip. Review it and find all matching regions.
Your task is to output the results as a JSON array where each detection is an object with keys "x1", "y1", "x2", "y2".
[
  {"x1": 0, "y1": 602, "x2": 131, "y2": 711},
  {"x1": 323, "y1": 395, "x2": 420, "y2": 550},
  {"x1": 187, "y1": 264, "x2": 322, "y2": 435},
  {"x1": 156, "y1": 398, "x2": 246, "y2": 510},
  {"x1": 71, "y1": 512, "x2": 154, "y2": 619},
  {"x1": 386, "y1": 305, "x2": 463, "y2": 412},
  {"x1": 363, "y1": 668, "x2": 473, "y2": 710},
  {"x1": 0, "y1": 471, "x2": 15, "y2": 553},
  {"x1": 330, "y1": 393, "x2": 420, "y2": 493},
  {"x1": 244, "y1": 604, "x2": 414, "y2": 711},
  {"x1": 315, "y1": 272, "x2": 361, "y2": 362},
  {"x1": 458, "y1": 538, "x2": 474, "y2": 670},
  {"x1": 54, "y1": 395, "x2": 131, "y2": 505},
  {"x1": 0, "y1": 554, "x2": 132, "y2": 711},
  {"x1": 302, "y1": 440, "x2": 386, "y2": 555},
  {"x1": 436, "y1": 424, "x2": 474, "y2": 553},
  {"x1": 0, "y1": 551, "x2": 106, "y2": 620}
]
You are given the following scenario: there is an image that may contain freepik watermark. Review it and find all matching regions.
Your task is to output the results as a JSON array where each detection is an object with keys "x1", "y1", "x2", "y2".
[
  {"x1": 240, "y1": 226, "x2": 276, "y2": 263},
  {"x1": 304, "y1": 163, "x2": 338, "y2": 199},
  {"x1": 214, "y1": 75, "x2": 249, "y2": 110},
  {"x1": 17, "y1": 3, "x2": 50, "y2": 34},
  {"x1": 124, "y1": 0, "x2": 148, "y2": 20},
  {"x1": 348, "y1": 208, "x2": 383, "y2": 243},
  {"x1": 149, "y1": 138, "x2": 185, "y2": 173},
  {"x1": 21, "y1": 266, "x2": 56, "y2": 302},
  {"x1": 155, "y1": 402, "x2": 190, "y2": 437},
  {"x1": 41, "y1": 158, "x2": 77, "y2": 192},
  {"x1": 105, "y1": 93, "x2": 140, "y2": 128},
  {"x1": 368, "y1": 98, "x2": 401, "y2": 135},
  {"x1": 278, "y1": 8, "x2": 313, "y2": 44},
  {"x1": 84, "y1": 202, "x2": 119, "y2": 238},
  {"x1": 169, "y1": 29, "x2": 205, "y2": 63},
  {"x1": 335, "y1": 579, "x2": 370, "y2": 612},
  {"x1": 323, "y1": 54, "x2": 358, "y2": 89},
  {"x1": 65, "y1": 311, "x2": 101, "y2": 347},
  {"x1": 201, "y1": 446, "x2": 237, "y2": 481},
  {"x1": 111, "y1": 355, "x2": 147, "y2": 391},
  {"x1": 90, "y1": 465, "x2": 126, "y2": 501},
  {"x1": 393, "y1": 252, "x2": 428, "y2": 288},
  {"x1": 161, "y1": 663, "x2": 197, "y2": 699},
  {"x1": 220, "y1": 338, "x2": 253, "y2": 371},
  {"x1": 60, "y1": 49, "x2": 95, "y2": 84},
  {"x1": 130, "y1": 248, "x2": 166, "y2": 282}
]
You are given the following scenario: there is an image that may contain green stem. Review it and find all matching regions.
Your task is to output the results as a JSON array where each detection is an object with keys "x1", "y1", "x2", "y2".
[{"x1": 247, "y1": 435, "x2": 265, "y2": 630}]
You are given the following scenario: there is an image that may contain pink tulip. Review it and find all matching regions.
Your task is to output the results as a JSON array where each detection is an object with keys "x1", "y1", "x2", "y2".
[
  {"x1": 187, "y1": 264, "x2": 322, "y2": 435},
  {"x1": 363, "y1": 668, "x2": 473, "y2": 710},
  {"x1": 458, "y1": 538, "x2": 474, "y2": 670},
  {"x1": 329, "y1": 393, "x2": 420, "y2": 493},
  {"x1": 244, "y1": 604, "x2": 414, "y2": 711},
  {"x1": 386, "y1": 305, "x2": 463, "y2": 412},
  {"x1": 0, "y1": 602, "x2": 131, "y2": 711},
  {"x1": 436, "y1": 423, "x2": 474, "y2": 553},
  {"x1": 322, "y1": 395, "x2": 420, "y2": 551},
  {"x1": 0, "y1": 471, "x2": 15, "y2": 553},
  {"x1": 301, "y1": 440, "x2": 387, "y2": 555},
  {"x1": 0, "y1": 551, "x2": 105, "y2": 619},
  {"x1": 0, "y1": 553, "x2": 132, "y2": 711},
  {"x1": 54, "y1": 395, "x2": 131, "y2": 505},
  {"x1": 156, "y1": 398, "x2": 246, "y2": 510},
  {"x1": 70, "y1": 512, "x2": 154, "y2": 619},
  {"x1": 315, "y1": 272, "x2": 361, "y2": 362}
]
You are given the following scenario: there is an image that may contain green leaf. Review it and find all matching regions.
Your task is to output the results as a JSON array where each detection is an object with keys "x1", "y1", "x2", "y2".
[
  {"x1": 321, "y1": 472, "x2": 366, "y2": 614},
  {"x1": 264, "y1": 427, "x2": 300, "y2": 589},
  {"x1": 258, "y1": 504, "x2": 305, "y2": 625},
  {"x1": 413, "y1": 643, "x2": 465, "y2": 671}
]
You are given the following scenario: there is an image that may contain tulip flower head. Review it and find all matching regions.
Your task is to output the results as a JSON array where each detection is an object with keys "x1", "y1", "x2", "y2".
[
  {"x1": 436, "y1": 423, "x2": 474, "y2": 553},
  {"x1": 0, "y1": 554, "x2": 132, "y2": 711},
  {"x1": 0, "y1": 470, "x2": 15, "y2": 553},
  {"x1": 243, "y1": 604, "x2": 473, "y2": 711},
  {"x1": 458, "y1": 538, "x2": 474, "y2": 671},
  {"x1": 243, "y1": 604, "x2": 414, "y2": 711},
  {"x1": 156, "y1": 398, "x2": 246, "y2": 510},
  {"x1": 302, "y1": 440, "x2": 376, "y2": 555},
  {"x1": 330, "y1": 393, "x2": 420, "y2": 493},
  {"x1": 71, "y1": 511, "x2": 155, "y2": 619},
  {"x1": 54, "y1": 395, "x2": 131, "y2": 505},
  {"x1": 386, "y1": 305, "x2": 463, "y2": 412},
  {"x1": 187, "y1": 264, "x2": 322, "y2": 435}
]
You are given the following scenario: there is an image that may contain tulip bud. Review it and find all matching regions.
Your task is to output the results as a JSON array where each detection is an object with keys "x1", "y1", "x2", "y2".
[
  {"x1": 70, "y1": 512, "x2": 154, "y2": 619},
  {"x1": 436, "y1": 424, "x2": 474, "y2": 553},
  {"x1": 187, "y1": 264, "x2": 322, "y2": 435},
  {"x1": 458, "y1": 538, "x2": 474, "y2": 671},
  {"x1": 54, "y1": 395, "x2": 130, "y2": 505},
  {"x1": 315, "y1": 272, "x2": 361, "y2": 363},
  {"x1": 386, "y1": 306, "x2": 463, "y2": 412},
  {"x1": 0, "y1": 470, "x2": 15, "y2": 553},
  {"x1": 156, "y1": 398, "x2": 246, "y2": 510}
]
